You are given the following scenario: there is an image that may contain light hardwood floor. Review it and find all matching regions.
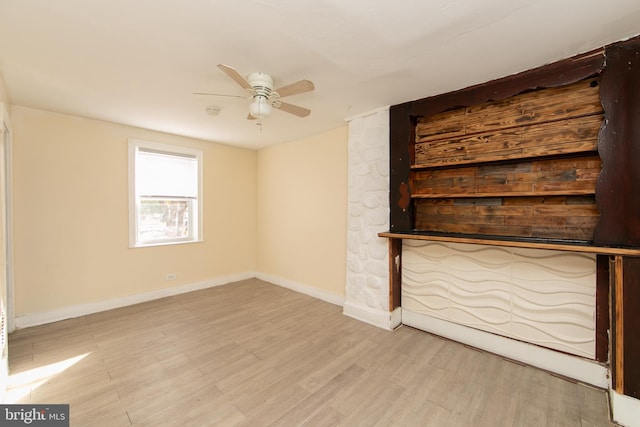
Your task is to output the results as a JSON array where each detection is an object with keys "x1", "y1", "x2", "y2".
[{"x1": 7, "y1": 279, "x2": 615, "y2": 426}]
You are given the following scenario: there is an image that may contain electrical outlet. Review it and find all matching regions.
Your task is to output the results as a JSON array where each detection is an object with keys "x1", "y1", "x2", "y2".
[{"x1": 166, "y1": 273, "x2": 176, "y2": 281}]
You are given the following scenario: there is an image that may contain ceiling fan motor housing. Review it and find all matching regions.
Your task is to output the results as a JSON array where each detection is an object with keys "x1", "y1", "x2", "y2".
[
  {"x1": 247, "y1": 73, "x2": 275, "y2": 119},
  {"x1": 247, "y1": 72, "x2": 274, "y2": 99}
]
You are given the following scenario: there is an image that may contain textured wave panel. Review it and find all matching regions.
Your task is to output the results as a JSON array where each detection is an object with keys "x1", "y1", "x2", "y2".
[{"x1": 401, "y1": 240, "x2": 596, "y2": 359}]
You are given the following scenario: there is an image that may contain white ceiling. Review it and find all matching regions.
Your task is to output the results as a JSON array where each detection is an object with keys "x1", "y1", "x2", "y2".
[{"x1": 1, "y1": 1, "x2": 639, "y2": 149}]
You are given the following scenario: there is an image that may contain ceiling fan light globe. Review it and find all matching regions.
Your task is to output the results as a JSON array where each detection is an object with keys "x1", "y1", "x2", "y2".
[{"x1": 249, "y1": 98, "x2": 272, "y2": 119}]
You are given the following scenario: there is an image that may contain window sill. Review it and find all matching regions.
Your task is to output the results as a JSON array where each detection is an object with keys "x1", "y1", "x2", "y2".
[{"x1": 130, "y1": 239, "x2": 204, "y2": 249}]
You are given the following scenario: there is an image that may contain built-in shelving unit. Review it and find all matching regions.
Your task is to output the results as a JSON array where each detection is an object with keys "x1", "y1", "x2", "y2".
[
  {"x1": 409, "y1": 78, "x2": 602, "y2": 243},
  {"x1": 382, "y1": 35, "x2": 640, "y2": 399}
]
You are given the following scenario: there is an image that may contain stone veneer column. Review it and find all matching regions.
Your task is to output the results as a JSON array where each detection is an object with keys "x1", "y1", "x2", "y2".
[{"x1": 343, "y1": 108, "x2": 399, "y2": 329}]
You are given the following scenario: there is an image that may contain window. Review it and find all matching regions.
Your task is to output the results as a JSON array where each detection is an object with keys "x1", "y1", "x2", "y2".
[{"x1": 129, "y1": 139, "x2": 203, "y2": 247}]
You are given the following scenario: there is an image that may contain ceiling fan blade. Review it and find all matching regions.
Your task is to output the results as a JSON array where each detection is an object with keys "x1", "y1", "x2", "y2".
[
  {"x1": 273, "y1": 80, "x2": 315, "y2": 98},
  {"x1": 217, "y1": 64, "x2": 253, "y2": 90},
  {"x1": 247, "y1": 114, "x2": 257, "y2": 120},
  {"x1": 193, "y1": 92, "x2": 245, "y2": 98},
  {"x1": 274, "y1": 101, "x2": 311, "y2": 118}
]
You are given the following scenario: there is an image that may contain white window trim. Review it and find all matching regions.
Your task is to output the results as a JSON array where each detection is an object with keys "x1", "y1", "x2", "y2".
[{"x1": 128, "y1": 139, "x2": 203, "y2": 248}]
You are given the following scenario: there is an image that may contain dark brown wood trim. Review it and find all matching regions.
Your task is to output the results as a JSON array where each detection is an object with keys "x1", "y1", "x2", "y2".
[
  {"x1": 595, "y1": 255, "x2": 610, "y2": 363},
  {"x1": 378, "y1": 232, "x2": 640, "y2": 256},
  {"x1": 594, "y1": 36, "x2": 640, "y2": 247},
  {"x1": 389, "y1": 105, "x2": 414, "y2": 231},
  {"x1": 614, "y1": 255, "x2": 624, "y2": 393},
  {"x1": 388, "y1": 238, "x2": 402, "y2": 311},
  {"x1": 622, "y1": 257, "x2": 640, "y2": 398}
]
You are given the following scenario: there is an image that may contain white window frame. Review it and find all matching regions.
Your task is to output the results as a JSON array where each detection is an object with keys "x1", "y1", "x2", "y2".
[{"x1": 128, "y1": 139, "x2": 203, "y2": 247}]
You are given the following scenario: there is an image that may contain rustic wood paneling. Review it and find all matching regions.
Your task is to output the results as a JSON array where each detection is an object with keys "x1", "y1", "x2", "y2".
[
  {"x1": 414, "y1": 115, "x2": 601, "y2": 168},
  {"x1": 415, "y1": 78, "x2": 601, "y2": 144},
  {"x1": 415, "y1": 196, "x2": 598, "y2": 241},
  {"x1": 412, "y1": 156, "x2": 601, "y2": 199},
  {"x1": 389, "y1": 47, "x2": 605, "y2": 235},
  {"x1": 408, "y1": 74, "x2": 603, "y2": 243}
]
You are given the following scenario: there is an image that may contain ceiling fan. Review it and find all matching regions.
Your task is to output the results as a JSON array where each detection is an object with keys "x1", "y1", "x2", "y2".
[{"x1": 195, "y1": 64, "x2": 314, "y2": 121}]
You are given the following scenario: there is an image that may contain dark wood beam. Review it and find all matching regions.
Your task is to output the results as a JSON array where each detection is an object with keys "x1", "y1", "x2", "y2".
[{"x1": 594, "y1": 36, "x2": 640, "y2": 247}]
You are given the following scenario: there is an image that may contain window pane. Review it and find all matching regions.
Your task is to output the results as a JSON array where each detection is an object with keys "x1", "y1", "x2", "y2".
[
  {"x1": 136, "y1": 150, "x2": 198, "y2": 198},
  {"x1": 129, "y1": 139, "x2": 203, "y2": 247},
  {"x1": 138, "y1": 198, "x2": 192, "y2": 243}
]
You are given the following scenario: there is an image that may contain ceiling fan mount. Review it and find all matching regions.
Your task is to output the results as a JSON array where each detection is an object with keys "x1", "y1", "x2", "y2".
[
  {"x1": 247, "y1": 72, "x2": 274, "y2": 97},
  {"x1": 195, "y1": 64, "x2": 314, "y2": 121},
  {"x1": 246, "y1": 72, "x2": 275, "y2": 120}
]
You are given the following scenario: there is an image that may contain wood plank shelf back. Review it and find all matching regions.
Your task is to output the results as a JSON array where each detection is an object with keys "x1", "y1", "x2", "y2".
[{"x1": 409, "y1": 77, "x2": 603, "y2": 243}]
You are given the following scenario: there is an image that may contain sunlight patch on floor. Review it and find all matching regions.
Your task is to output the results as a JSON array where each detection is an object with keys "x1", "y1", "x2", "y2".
[{"x1": 4, "y1": 353, "x2": 90, "y2": 403}]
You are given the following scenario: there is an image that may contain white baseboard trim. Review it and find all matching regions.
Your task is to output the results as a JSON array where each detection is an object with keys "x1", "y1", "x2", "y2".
[
  {"x1": 255, "y1": 273, "x2": 344, "y2": 307},
  {"x1": 342, "y1": 301, "x2": 397, "y2": 330},
  {"x1": 402, "y1": 309, "x2": 609, "y2": 389},
  {"x1": 610, "y1": 390, "x2": 640, "y2": 427},
  {"x1": 390, "y1": 307, "x2": 402, "y2": 329},
  {"x1": 15, "y1": 271, "x2": 256, "y2": 329}
]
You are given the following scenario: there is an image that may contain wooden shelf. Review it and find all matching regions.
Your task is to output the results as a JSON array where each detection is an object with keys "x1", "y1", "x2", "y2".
[
  {"x1": 411, "y1": 189, "x2": 596, "y2": 199},
  {"x1": 410, "y1": 147, "x2": 600, "y2": 171},
  {"x1": 378, "y1": 231, "x2": 640, "y2": 256}
]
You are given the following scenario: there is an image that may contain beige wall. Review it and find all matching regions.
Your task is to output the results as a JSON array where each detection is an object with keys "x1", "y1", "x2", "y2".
[
  {"x1": 257, "y1": 126, "x2": 348, "y2": 299},
  {"x1": 0, "y1": 73, "x2": 9, "y2": 394},
  {"x1": 11, "y1": 106, "x2": 257, "y2": 316},
  {"x1": 0, "y1": 73, "x2": 9, "y2": 105},
  {"x1": 11, "y1": 104, "x2": 348, "y2": 317}
]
